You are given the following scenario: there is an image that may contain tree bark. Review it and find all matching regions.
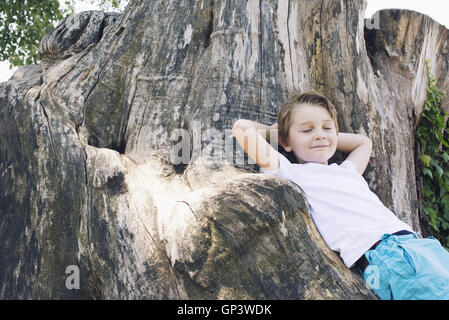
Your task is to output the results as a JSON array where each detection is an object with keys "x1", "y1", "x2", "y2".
[{"x1": 1, "y1": 0, "x2": 448, "y2": 299}]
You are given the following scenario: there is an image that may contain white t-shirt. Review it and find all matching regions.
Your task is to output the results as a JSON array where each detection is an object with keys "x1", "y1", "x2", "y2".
[{"x1": 260, "y1": 151, "x2": 414, "y2": 268}]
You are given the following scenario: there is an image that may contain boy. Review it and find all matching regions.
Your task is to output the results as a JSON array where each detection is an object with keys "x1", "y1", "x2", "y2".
[{"x1": 232, "y1": 91, "x2": 449, "y2": 300}]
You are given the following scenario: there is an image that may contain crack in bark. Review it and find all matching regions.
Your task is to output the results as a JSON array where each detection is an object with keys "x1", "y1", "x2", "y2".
[
  {"x1": 176, "y1": 200, "x2": 200, "y2": 221},
  {"x1": 75, "y1": 124, "x2": 91, "y2": 259},
  {"x1": 39, "y1": 102, "x2": 58, "y2": 163},
  {"x1": 129, "y1": 197, "x2": 183, "y2": 298},
  {"x1": 286, "y1": 0, "x2": 294, "y2": 88}
]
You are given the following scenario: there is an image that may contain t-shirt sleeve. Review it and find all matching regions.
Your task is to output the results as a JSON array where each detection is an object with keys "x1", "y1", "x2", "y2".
[
  {"x1": 259, "y1": 151, "x2": 294, "y2": 177},
  {"x1": 340, "y1": 159, "x2": 358, "y2": 172}
]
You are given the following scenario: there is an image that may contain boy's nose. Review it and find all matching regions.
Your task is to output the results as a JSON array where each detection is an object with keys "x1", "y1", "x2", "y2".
[{"x1": 314, "y1": 131, "x2": 327, "y2": 139}]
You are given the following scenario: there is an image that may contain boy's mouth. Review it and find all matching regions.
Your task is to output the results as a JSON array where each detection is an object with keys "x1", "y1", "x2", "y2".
[{"x1": 311, "y1": 145, "x2": 329, "y2": 149}]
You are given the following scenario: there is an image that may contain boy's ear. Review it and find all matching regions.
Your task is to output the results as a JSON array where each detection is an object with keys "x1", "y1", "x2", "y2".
[{"x1": 280, "y1": 139, "x2": 292, "y2": 152}]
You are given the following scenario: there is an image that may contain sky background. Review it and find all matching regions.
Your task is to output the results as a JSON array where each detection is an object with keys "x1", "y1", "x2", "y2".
[{"x1": 1, "y1": 0, "x2": 448, "y2": 82}]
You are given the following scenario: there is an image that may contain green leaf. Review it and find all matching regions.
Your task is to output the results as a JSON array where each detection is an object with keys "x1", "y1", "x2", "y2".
[
  {"x1": 421, "y1": 154, "x2": 432, "y2": 167},
  {"x1": 441, "y1": 219, "x2": 449, "y2": 231},
  {"x1": 429, "y1": 213, "x2": 439, "y2": 232},
  {"x1": 423, "y1": 167, "x2": 433, "y2": 179},
  {"x1": 433, "y1": 162, "x2": 444, "y2": 178},
  {"x1": 442, "y1": 152, "x2": 449, "y2": 162},
  {"x1": 444, "y1": 206, "x2": 449, "y2": 221}
]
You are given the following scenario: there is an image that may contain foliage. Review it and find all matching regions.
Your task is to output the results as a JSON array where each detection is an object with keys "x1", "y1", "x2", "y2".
[
  {"x1": 0, "y1": 0, "x2": 63, "y2": 66},
  {"x1": 0, "y1": 0, "x2": 122, "y2": 67},
  {"x1": 415, "y1": 59, "x2": 449, "y2": 249},
  {"x1": 82, "y1": 0, "x2": 121, "y2": 11}
]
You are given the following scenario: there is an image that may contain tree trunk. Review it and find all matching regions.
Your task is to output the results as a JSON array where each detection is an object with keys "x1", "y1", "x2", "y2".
[{"x1": 1, "y1": 0, "x2": 448, "y2": 299}]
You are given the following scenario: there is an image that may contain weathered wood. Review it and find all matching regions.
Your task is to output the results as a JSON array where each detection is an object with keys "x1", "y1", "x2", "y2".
[{"x1": 1, "y1": 0, "x2": 448, "y2": 299}]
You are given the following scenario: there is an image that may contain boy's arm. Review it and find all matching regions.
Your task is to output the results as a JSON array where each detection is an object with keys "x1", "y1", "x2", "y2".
[
  {"x1": 232, "y1": 119, "x2": 279, "y2": 171},
  {"x1": 337, "y1": 132, "x2": 372, "y2": 175}
]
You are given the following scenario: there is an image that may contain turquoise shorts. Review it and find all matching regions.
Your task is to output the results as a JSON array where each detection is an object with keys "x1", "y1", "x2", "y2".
[{"x1": 361, "y1": 233, "x2": 449, "y2": 300}]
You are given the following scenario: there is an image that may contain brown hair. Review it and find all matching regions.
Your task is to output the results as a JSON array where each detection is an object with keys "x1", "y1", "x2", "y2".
[{"x1": 278, "y1": 91, "x2": 339, "y2": 147}]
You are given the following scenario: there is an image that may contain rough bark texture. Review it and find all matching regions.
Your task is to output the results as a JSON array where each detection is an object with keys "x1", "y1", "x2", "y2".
[{"x1": 1, "y1": 0, "x2": 448, "y2": 299}]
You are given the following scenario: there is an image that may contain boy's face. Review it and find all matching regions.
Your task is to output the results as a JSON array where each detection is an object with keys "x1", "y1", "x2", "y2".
[{"x1": 281, "y1": 104, "x2": 338, "y2": 165}]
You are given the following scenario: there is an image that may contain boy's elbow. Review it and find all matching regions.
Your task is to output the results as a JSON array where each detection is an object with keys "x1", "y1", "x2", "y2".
[
  {"x1": 232, "y1": 119, "x2": 249, "y2": 140},
  {"x1": 232, "y1": 119, "x2": 242, "y2": 131},
  {"x1": 366, "y1": 137, "x2": 373, "y2": 148},
  {"x1": 232, "y1": 119, "x2": 250, "y2": 134},
  {"x1": 358, "y1": 135, "x2": 372, "y2": 146},
  {"x1": 364, "y1": 137, "x2": 373, "y2": 154}
]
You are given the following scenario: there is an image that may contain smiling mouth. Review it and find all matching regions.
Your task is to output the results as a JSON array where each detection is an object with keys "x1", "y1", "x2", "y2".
[{"x1": 312, "y1": 145, "x2": 329, "y2": 148}]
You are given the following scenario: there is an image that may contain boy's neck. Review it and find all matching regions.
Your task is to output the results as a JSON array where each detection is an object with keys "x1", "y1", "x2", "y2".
[{"x1": 297, "y1": 158, "x2": 329, "y2": 165}]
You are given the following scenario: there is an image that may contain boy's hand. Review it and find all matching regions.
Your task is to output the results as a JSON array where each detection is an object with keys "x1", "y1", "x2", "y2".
[{"x1": 337, "y1": 133, "x2": 372, "y2": 175}]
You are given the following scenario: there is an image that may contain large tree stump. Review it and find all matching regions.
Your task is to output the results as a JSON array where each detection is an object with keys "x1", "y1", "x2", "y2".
[{"x1": 1, "y1": 0, "x2": 448, "y2": 299}]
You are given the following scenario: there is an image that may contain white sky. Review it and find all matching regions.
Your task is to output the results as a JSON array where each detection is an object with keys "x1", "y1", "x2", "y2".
[
  {"x1": 365, "y1": 0, "x2": 449, "y2": 29},
  {"x1": 1, "y1": 0, "x2": 448, "y2": 83}
]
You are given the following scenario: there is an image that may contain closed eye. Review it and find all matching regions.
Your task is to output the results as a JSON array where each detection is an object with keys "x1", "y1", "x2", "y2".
[{"x1": 302, "y1": 127, "x2": 332, "y2": 133}]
